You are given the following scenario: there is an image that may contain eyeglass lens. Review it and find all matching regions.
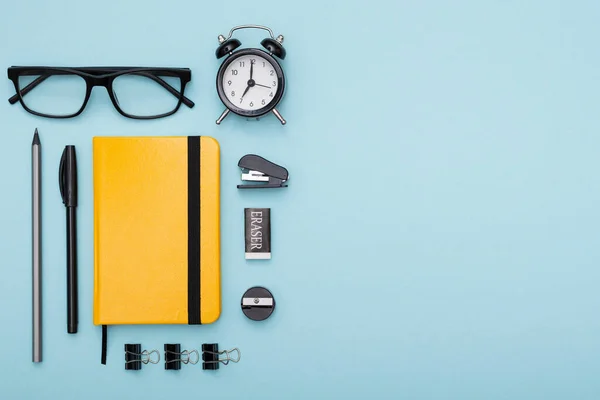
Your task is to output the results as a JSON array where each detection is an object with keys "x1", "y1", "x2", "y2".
[
  {"x1": 18, "y1": 74, "x2": 87, "y2": 117},
  {"x1": 111, "y1": 72, "x2": 182, "y2": 117}
]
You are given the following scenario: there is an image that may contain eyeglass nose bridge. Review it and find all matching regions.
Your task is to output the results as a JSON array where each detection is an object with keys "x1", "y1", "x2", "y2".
[
  {"x1": 87, "y1": 76, "x2": 112, "y2": 89},
  {"x1": 85, "y1": 76, "x2": 121, "y2": 106}
]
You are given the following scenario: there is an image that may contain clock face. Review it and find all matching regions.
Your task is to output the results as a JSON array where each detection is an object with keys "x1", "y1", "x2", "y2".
[{"x1": 217, "y1": 49, "x2": 284, "y2": 116}]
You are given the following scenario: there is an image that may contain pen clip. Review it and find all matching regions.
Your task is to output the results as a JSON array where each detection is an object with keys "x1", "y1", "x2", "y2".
[{"x1": 59, "y1": 148, "x2": 67, "y2": 204}]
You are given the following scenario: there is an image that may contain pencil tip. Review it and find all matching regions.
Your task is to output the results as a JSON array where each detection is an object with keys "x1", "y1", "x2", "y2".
[{"x1": 33, "y1": 129, "x2": 40, "y2": 145}]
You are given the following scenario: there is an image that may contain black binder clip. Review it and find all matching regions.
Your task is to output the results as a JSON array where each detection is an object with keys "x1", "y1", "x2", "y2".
[
  {"x1": 237, "y1": 154, "x2": 289, "y2": 189},
  {"x1": 201, "y1": 344, "x2": 241, "y2": 370},
  {"x1": 124, "y1": 344, "x2": 160, "y2": 370},
  {"x1": 164, "y1": 343, "x2": 199, "y2": 370}
]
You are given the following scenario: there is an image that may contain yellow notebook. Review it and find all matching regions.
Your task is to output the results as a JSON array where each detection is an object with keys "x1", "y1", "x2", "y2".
[{"x1": 93, "y1": 136, "x2": 221, "y2": 327}]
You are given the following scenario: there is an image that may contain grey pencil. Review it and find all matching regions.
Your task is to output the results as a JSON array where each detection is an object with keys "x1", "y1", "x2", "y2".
[{"x1": 32, "y1": 129, "x2": 42, "y2": 363}]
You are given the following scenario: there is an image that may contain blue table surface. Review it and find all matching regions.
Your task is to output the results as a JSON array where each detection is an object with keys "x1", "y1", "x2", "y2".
[{"x1": 2, "y1": 1, "x2": 600, "y2": 399}]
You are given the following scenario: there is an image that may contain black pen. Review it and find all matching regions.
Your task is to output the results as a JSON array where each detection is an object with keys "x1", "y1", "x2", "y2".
[{"x1": 59, "y1": 146, "x2": 78, "y2": 334}]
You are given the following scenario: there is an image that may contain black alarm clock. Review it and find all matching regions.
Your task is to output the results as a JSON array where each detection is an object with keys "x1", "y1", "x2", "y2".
[{"x1": 214, "y1": 25, "x2": 287, "y2": 125}]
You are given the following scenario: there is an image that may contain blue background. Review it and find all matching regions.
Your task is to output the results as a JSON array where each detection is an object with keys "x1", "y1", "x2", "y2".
[{"x1": 1, "y1": 0, "x2": 600, "y2": 399}]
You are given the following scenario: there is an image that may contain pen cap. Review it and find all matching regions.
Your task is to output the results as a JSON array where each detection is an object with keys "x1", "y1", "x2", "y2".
[{"x1": 59, "y1": 145, "x2": 77, "y2": 207}]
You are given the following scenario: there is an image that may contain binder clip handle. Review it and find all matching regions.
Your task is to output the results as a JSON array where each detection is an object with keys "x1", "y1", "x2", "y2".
[
  {"x1": 221, "y1": 348, "x2": 241, "y2": 364},
  {"x1": 141, "y1": 349, "x2": 160, "y2": 364},
  {"x1": 180, "y1": 349, "x2": 200, "y2": 365}
]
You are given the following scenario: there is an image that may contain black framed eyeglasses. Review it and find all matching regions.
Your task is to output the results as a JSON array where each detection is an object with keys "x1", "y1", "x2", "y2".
[{"x1": 7, "y1": 66, "x2": 195, "y2": 119}]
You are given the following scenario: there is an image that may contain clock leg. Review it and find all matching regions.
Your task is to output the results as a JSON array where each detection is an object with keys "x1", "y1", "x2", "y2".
[
  {"x1": 272, "y1": 108, "x2": 286, "y2": 125},
  {"x1": 216, "y1": 109, "x2": 230, "y2": 125}
]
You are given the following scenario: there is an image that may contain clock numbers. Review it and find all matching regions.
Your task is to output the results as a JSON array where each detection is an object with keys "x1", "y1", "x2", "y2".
[{"x1": 222, "y1": 53, "x2": 279, "y2": 113}]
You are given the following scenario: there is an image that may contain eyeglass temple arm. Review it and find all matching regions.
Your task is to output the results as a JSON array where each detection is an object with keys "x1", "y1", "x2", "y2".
[
  {"x1": 8, "y1": 75, "x2": 48, "y2": 104},
  {"x1": 8, "y1": 73, "x2": 195, "y2": 108}
]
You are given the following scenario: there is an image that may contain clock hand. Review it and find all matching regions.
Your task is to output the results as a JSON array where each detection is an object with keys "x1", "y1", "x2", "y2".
[
  {"x1": 241, "y1": 85, "x2": 251, "y2": 99},
  {"x1": 255, "y1": 83, "x2": 272, "y2": 89},
  {"x1": 250, "y1": 60, "x2": 254, "y2": 80}
]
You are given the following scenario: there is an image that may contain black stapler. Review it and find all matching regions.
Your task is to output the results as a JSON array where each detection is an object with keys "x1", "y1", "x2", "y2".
[{"x1": 237, "y1": 154, "x2": 289, "y2": 189}]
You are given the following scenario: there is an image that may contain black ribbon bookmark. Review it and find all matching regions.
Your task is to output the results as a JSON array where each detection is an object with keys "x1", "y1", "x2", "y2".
[
  {"x1": 187, "y1": 136, "x2": 201, "y2": 325},
  {"x1": 101, "y1": 325, "x2": 107, "y2": 365}
]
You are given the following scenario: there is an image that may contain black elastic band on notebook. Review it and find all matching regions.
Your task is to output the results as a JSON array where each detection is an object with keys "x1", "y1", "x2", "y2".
[
  {"x1": 101, "y1": 325, "x2": 107, "y2": 364},
  {"x1": 187, "y1": 136, "x2": 201, "y2": 325}
]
